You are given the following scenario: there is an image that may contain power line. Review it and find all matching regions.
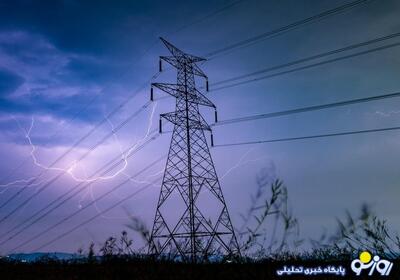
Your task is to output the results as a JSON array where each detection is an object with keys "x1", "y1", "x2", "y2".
[
  {"x1": 212, "y1": 91, "x2": 400, "y2": 126},
  {"x1": 1, "y1": 45, "x2": 161, "y2": 184},
  {"x1": 169, "y1": 0, "x2": 244, "y2": 36},
  {"x1": 205, "y1": 0, "x2": 373, "y2": 58},
  {"x1": 0, "y1": 157, "x2": 30, "y2": 185},
  {"x1": 0, "y1": 76, "x2": 157, "y2": 212},
  {"x1": 210, "y1": 41, "x2": 400, "y2": 92},
  {"x1": 155, "y1": 33, "x2": 400, "y2": 104},
  {"x1": 14, "y1": 176, "x2": 162, "y2": 253},
  {"x1": 0, "y1": 101, "x2": 156, "y2": 224},
  {"x1": 0, "y1": 131, "x2": 163, "y2": 245},
  {"x1": 1, "y1": 125, "x2": 171, "y2": 244},
  {"x1": 7, "y1": 156, "x2": 165, "y2": 252},
  {"x1": 211, "y1": 31, "x2": 400, "y2": 87},
  {"x1": 213, "y1": 126, "x2": 400, "y2": 147}
]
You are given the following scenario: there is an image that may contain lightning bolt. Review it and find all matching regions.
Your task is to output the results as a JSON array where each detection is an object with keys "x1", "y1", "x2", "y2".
[
  {"x1": 220, "y1": 148, "x2": 269, "y2": 180},
  {"x1": 105, "y1": 105, "x2": 164, "y2": 188},
  {"x1": 0, "y1": 177, "x2": 49, "y2": 194},
  {"x1": 375, "y1": 110, "x2": 400, "y2": 117},
  {"x1": 75, "y1": 103, "x2": 162, "y2": 219},
  {"x1": 0, "y1": 117, "x2": 51, "y2": 192},
  {"x1": 2, "y1": 102, "x2": 158, "y2": 194}
]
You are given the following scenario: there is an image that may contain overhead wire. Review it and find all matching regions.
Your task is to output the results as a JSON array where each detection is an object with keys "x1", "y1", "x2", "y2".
[
  {"x1": 205, "y1": 0, "x2": 373, "y2": 59},
  {"x1": 212, "y1": 91, "x2": 400, "y2": 126},
  {"x1": 0, "y1": 100, "x2": 156, "y2": 224},
  {"x1": 210, "y1": 31, "x2": 400, "y2": 88},
  {"x1": 213, "y1": 126, "x2": 400, "y2": 147},
  {"x1": 0, "y1": 131, "x2": 164, "y2": 245},
  {"x1": 210, "y1": 41, "x2": 400, "y2": 92},
  {"x1": 12, "y1": 174, "x2": 162, "y2": 253}
]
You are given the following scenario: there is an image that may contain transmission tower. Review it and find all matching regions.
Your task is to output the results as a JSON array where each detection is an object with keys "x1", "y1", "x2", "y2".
[{"x1": 148, "y1": 38, "x2": 240, "y2": 262}]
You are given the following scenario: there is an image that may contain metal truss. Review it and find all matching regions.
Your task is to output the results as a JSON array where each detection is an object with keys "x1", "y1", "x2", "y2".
[{"x1": 148, "y1": 38, "x2": 240, "y2": 262}]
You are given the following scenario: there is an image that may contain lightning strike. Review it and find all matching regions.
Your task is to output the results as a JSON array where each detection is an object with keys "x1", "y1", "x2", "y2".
[
  {"x1": 3, "y1": 102, "x2": 157, "y2": 191},
  {"x1": 76, "y1": 103, "x2": 160, "y2": 218},
  {"x1": 220, "y1": 148, "x2": 269, "y2": 180}
]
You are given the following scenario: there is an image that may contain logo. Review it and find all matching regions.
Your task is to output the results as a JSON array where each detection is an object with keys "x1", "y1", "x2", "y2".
[
  {"x1": 351, "y1": 251, "x2": 393, "y2": 276},
  {"x1": 276, "y1": 265, "x2": 346, "y2": 276}
]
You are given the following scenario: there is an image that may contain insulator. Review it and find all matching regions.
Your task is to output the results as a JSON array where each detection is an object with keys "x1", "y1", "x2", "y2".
[
  {"x1": 214, "y1": 110, "x2": 218, "y2": 123},
  {"x1": 150, "y1": 87, "x2": 154, "y2": 101},
  {"x1": 211, "y1": 133, "x2": 214, "y2": 147},
  {"x1": 159, "y1": 119, "x2": 162, "y2": 133},
  {"x1": 159, "y1": 59, "x2": 162, "y2": 72},
  {"x1": 206, "y1": 80, "x2": 209, "y2": 92}
]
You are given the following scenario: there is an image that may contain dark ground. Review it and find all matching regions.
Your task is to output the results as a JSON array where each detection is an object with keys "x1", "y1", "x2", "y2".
[{"x1": 0, "y1": 259, "x2": 398, "y2": 280}]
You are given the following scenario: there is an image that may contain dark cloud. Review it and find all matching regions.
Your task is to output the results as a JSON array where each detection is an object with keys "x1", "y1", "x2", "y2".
[
  {"x1": 0, "y1": 30, "x2": 111, "y2": 123},
  {"x1": 61, "y1": 56, "x2": 127, "y2": 85},
  {"x1": 0, "y1": 68, "x2": 24, "y2": 96},
  {"x1": 0, "y1": 0, "x2": 165, "y2": 57},
  {"x1": 0, "y1": 91, "x2": 104, "y2": 123}
]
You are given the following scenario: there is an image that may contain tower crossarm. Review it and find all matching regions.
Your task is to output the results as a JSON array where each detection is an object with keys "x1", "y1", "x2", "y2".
[
  {"x1": 160, "y1": 56, "x2": 180, "y2": 69},
  {"x1": 161, "y1": 111, "x2": 211, "y2": 131},
  {"x1": 160, "y1": 56, "x2": 207, "y2": 79},
  {"x1": 152, "y1": 82, "x2": 215, "y2": 108},
  {"x1": 192, "y1": 63, "x2": 207, "y2": 79}
]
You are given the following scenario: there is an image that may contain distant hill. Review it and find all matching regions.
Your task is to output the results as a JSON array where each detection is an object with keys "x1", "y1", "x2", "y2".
[{"x1": 3, "y1": 252, "x2": 82, "y2": 262}]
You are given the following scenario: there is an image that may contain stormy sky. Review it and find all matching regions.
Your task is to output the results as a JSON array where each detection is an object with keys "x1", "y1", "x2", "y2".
[{"x1": 0, "y1": 0, "x2": 399, "y2": 254}]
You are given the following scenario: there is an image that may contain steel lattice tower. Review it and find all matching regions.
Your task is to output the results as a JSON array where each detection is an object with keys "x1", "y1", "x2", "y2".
[{"x1": 148, "y1": 38, "x2": 240, "y2": 262}]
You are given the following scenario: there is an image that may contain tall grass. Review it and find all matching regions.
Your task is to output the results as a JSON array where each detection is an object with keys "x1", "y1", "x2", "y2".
[{"x1": 80, "y1": 168, "x2": 399, "y2": 261}]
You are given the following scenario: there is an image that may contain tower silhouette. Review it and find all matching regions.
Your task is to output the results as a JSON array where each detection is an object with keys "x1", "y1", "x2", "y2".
[{"x1": 148, "y1": 38, "x2": 240, "y2": 262}]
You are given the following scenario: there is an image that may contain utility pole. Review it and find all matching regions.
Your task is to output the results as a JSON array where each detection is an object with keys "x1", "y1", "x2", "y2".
[{"x1": 148, "y1": 38, "x2": 240, "y2": 262}]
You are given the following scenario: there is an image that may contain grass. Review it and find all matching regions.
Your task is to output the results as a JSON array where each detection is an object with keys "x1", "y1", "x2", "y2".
[{"x1": 1, "y1": 169, "x2": 399, "y2": 279}]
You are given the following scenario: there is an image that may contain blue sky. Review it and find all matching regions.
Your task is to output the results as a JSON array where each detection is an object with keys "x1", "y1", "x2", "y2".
[{"x1": 0, "y1": 0, "x2": 399, "y2": 254}]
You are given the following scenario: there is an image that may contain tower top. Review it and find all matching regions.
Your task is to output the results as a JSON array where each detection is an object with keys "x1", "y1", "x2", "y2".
[{"x1": 160, "y1": 37, "x2": 206, "y2": 63}]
